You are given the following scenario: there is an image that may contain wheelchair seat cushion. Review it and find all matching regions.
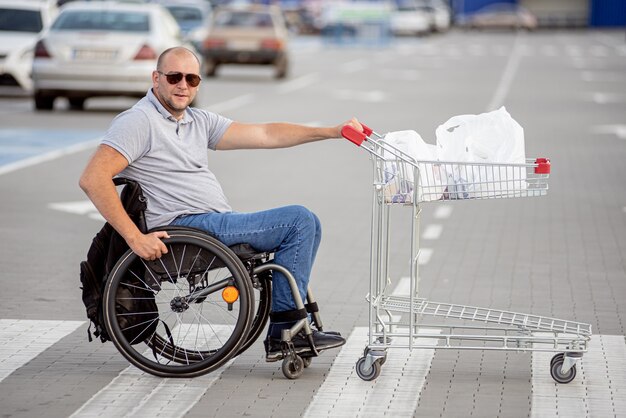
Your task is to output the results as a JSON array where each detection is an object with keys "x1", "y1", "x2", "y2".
[{"x1": 228, "y1": 243, "x2": 268, "y2": 261}]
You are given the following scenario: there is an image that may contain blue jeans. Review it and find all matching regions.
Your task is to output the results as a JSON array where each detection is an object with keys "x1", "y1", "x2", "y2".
[{"x1": 170, "y1": 205, "x2": 322, "y2": 313}]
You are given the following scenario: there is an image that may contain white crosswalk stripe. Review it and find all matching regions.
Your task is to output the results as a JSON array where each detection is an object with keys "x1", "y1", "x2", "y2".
[
  {"x1": 531, "y1": 334, "x2": 626, "y2": 418},
  {"x1": 70, "y1": 361, "x2": 234, "y2": 418},
  {"x1": 0, "y1": 319, "x2": 84, "y2": 382},
  {"x1": 70, "y1": 324, "x2": 234, "y2": 418},
  {"x1": 304, "y1": 327, "x2": 438, "y2": 417}
]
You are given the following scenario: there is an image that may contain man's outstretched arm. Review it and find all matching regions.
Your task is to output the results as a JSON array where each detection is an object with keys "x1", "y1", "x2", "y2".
[{"x1": 216, "y1": 118, "x2": 363, "y2": 150}]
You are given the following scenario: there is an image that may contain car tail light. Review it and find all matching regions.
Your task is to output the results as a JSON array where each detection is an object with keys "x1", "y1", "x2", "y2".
[
  {"x1": 203, "y1": 38, "x2": 226, "y2": 49},
  {"x1": 134, "y1": 44, "x2": 157, "y2": 60},
  {"x1": 260, "y1": 38, "x2": 283, "y2": 50},
  {"x1": 34, "y1": 40, "x2": 51, "y2": 58}
]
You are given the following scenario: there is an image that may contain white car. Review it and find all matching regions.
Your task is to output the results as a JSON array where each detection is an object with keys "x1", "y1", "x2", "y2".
[
  {"x1": 0, "y1": 0, "x2": 57, "y2": 94},
  {"x1": 423, "y1": 0, "x2": 451, "y2": 32},
  {"x1": 390, "y1": 0, "x2": 431, "y2": 36},
  {"x1": 32, "y1": 1, "x2": 186, "y2": 110}
]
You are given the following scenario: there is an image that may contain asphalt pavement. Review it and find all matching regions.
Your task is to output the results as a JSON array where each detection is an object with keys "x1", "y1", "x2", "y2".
[{"x1": 0, "y1": 29, "x2": 625, "y2": 418}]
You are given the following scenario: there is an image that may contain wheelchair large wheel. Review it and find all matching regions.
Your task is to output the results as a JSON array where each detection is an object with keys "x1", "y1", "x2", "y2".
[{"x1": 103, "y1": 230, "x2": 254, "y2": 378}]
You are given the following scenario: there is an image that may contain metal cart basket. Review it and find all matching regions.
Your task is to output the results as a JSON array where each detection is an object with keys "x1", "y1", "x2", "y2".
[{"x1": 341, "y1": 123, "x2": 592, "y2": 383}]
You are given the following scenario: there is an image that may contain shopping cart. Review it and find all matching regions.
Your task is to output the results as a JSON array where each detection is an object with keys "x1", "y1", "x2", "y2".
[{"x1": 341, "y1": 123, "x2": 592, "y2": 383}]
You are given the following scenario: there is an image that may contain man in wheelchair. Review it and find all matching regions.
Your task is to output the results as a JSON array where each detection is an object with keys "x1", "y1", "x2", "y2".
[{"x1": 79, "y1": 46, "x2": 361, "y2": 363}]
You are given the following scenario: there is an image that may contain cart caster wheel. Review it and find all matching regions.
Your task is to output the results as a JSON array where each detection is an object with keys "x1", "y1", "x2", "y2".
[
  {"x1": 550, "y1": 353, "x2": 564, "y2": 367},
  {"x1": 282, "y1": 354, "x2": 305, "y2": 379},
  {"x1": 550, "y1": 357, "x2": 576, "y2": 384},
  {"x1": 302, "y1": 356, "x2": 312, "y2": 368},
  {"x1": 355, "y1": 357, "x2": 381, "y2": 381}
]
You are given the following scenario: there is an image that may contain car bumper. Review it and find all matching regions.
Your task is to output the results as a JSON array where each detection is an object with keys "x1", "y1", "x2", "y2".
[
  {"x1": 390, "y1": 22, "x2": 430, "y2": 35},
  {"x1": 32, "y1": 61, "x2": 153, "y2": 96},
  {"x1": 204, "y1": 49, "x2": 283, "y2": 65}
]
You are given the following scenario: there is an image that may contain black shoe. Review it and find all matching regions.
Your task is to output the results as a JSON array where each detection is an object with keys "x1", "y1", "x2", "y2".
[{"x1": 264, "y1": 330, "x2": 346, "y2": 362}]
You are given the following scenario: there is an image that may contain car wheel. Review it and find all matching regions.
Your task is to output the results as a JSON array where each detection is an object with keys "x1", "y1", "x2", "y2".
[
  {"x1": 274, "y1": 56, "x2": 288, "y2": 79},
  {"x1": 34, "y1": 92, "x2": 55, "y2": 111},
  {"x1": 203, "y1": 59, "x2": 218, "y2": 77},
  {"x1": 68, "y1": 97, "x2": 86, "y2": 111}
]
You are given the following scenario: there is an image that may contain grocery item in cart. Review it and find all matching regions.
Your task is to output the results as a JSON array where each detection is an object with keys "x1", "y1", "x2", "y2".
[
  {"x1": 435, "y1": 106, "x2": 526, "y2": 199},
  {"x1": 382, "y1": 130, "x2": 445, "y2": 202}
]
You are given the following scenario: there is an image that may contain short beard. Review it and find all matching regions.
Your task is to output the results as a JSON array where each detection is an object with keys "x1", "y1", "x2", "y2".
[{"x1": 163, "y1": 95, "x2": 189, "y2": 113}]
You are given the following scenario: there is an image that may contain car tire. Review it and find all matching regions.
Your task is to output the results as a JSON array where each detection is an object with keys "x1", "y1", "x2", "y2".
[
  {"x1": 274, "y1": 56, "x2": 288, "y2": 79},
  {"x1": 34, "y1": 92, "x2": 55, "y2": 111},
  {"x1": 203, "y1": 59, "x2": 218, "y2": 77},
  {"x1": 68, "y1": 97, "x2": 86, "y2": 111}
]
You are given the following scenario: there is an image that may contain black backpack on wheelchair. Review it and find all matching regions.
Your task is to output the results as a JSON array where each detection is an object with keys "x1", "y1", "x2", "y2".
[{"x1": 79, "y1": 178, "x2": 157, "y2": 344}]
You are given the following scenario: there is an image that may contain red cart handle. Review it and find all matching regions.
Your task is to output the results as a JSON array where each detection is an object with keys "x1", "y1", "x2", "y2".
[
  {"x1": 534, "y1": 158, "x2": 551, "y2": 174},
  {"x1": 341, "y1": 122, "x2": 373, "y2": 146}
]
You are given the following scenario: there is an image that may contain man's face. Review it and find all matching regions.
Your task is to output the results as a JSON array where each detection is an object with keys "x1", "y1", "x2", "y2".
[{"x1": 152, "y1": 51, "x2": 201, "y2": 117}]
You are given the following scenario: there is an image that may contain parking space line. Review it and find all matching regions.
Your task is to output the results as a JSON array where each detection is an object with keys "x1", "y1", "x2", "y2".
[
  {"x1": 0, "y1": 138, "x2": 99, "y2": 176},
  {"x1": 392, "y1": 276, "x2": 412, "y2": 296},
  {"x1": 48, "y1": 200, "x2": 104, "y2": 222},
  {"x1": 487, "y1": 32, "x2": 524, "y2": 111},
  {"x1": 422, "y1": 224, "x2": 443, "y2": 240},
  {"x1": 591, "y1": 92, "x2": 626, "y2": 104},
  {"x1": 581, "y1": 71, "x2": 626, "y2": 82},
  {"x1": 590, "y1": 125, "x2": 626, "y2": 140},
  {"x1": 0, "y1": 319, "x2": 84, "y2": 383},
  {"x1": 340, "y1": 59, "x2": 369, "y2": 74},
  {"x1": 205, "y1": 94, "x2": 255, "y2": 113},
  {"x1": 434, "y1": 204, "x2": 453, "y2": 219},
  {"x1": 332, "y1": 90, "x2": 387, "y2": 103},
  {"x1": 419, "y1": 248, "x2": 433, "y2": 265},
  {"x1": 276, "y1": 73, "x2": 319, "y2": 94}
]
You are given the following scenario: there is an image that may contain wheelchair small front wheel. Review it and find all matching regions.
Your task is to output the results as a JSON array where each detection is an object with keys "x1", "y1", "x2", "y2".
[{"x1": 282, "y1": 354, "x2": 305, "y2": 379}]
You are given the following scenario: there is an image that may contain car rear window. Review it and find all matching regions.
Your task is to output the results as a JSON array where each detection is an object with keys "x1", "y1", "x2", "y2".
[
  {"x1": 214, "y1": 11, "x2": 273, "y2": 28},
  {"x1": 52, "y1": 10, "x2": 150, "y2": 32},
  {"x1": 0, "y1": 8, "x2": 43, "y2": 33},
  {"x1": 166, "y1": 6, "x2": 203, "y2": 23}
]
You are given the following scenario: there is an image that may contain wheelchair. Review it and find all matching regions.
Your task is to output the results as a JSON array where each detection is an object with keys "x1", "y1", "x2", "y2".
[{"x1": 101, "y1": 178, "x2": 329, "y2": 379}]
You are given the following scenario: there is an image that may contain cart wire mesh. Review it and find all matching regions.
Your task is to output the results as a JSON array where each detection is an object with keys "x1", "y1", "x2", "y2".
[{"x1": 348, "y1": 127, "x2": 551, "y2": 204}]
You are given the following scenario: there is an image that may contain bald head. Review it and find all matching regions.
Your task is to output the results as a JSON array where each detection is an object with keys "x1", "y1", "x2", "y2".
[{"x1": 157, "y1": 47, "x2": 200, "y2": 72}]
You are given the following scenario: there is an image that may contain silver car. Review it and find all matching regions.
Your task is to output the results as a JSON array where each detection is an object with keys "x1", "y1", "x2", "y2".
[
  {"x1": 32, "y1": 1, "x2": 185, "y2": 110},
  {"x1": 0, "y1": 0, "x2": 57, "y2": 94}
]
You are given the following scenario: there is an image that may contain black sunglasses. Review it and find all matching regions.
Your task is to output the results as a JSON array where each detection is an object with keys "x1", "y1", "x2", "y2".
[{"x1": 157, "y1": 71, "x2": 202, "y2": 87}]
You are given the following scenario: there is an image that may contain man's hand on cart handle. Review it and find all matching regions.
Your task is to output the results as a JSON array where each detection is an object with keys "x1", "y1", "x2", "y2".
[{"x1": 341, "y1": 119, "x2": 372, "y2": 146}]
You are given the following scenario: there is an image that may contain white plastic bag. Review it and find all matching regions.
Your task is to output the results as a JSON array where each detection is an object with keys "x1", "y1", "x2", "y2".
[
  {"x1": 435, "y1": 106, "x2": 526, "y2": 199},
  {"x1": 382, "y1": 130, "x2": 445, "y2": 202}
]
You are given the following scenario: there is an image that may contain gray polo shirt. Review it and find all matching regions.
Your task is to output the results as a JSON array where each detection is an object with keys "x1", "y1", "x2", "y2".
[{"x1": 102, "y1": 89, "x2": 233, "y2": 229}]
